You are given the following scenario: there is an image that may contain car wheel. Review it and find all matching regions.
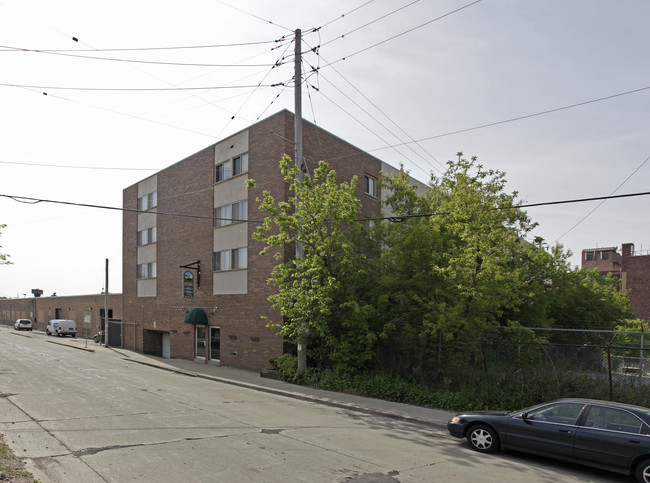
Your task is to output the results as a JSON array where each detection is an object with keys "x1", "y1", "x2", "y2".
[
  {"x1": 467, "y1": 424, "x2": 499, "y2": 454},
  {"x1": 46, "y1": 330, "x2": 50, "y2": 336},
  {"x1": 635, "y1": 459, "x2": 650, "y2": 483}
]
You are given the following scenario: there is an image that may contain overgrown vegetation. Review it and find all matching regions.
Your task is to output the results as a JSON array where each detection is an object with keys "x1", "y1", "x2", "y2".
[
  {"x1": 253, "y1": 154, "x2": 642, "y2": 410},
  {"x1": 0, "y1": 434, "x2": 37, "y2": 482}
]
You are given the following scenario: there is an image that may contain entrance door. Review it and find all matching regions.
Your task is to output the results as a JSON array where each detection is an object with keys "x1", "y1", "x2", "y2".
[
  {"x1": 162, "y1": 333, "x2": 170, "y2": 359},
  {"x1": 210, "y1": 327, "x2": 220, "y2": 363},
  {"x1": 195, "y1": 326, "x2": 206, "y2": 361}
]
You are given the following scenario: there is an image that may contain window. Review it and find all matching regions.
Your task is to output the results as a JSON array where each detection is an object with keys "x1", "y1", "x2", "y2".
[
  {"x1": 233, "y1": 153, "x2": 248, "y2": 176},
  {"x1": 524, "y1": 402, "x2": 585, "y2": 424},
  {"x1": 585, "y1": 252, "x2": 594, "y2": 261},
  {"x1": 213, "y1": 248, "x2": 247, "y2": 271},
  {"x1": 214, "y1": 200, "x2": 247, "y2": 227},
  {"x1": 137, "y1": 227, "x2": 157, "y2": 246},
  {"x1": 215, "y1": 161, "x2": 231, "y2": 182},
  {"x1": 216, "y1": 153, "x2": 248, "y2": 183},
  {"x1": 364, "y1": 175, "x2": 376, "y2": 197},
  {"x1": 602, "y1": 253, "x2": 610, "y2": 260},
  {"x1": 137, "y1": 191, "x2": 157, "y2": 211},
  {"x1": 137, "y1": 261, "x2": 157, "y2": 279},
  {"x1": 214, "y1": 205, "x2": 231, "y2": 228},
  {"x1": 585, "y1": 406, "x2": 643, "y2": 433}
]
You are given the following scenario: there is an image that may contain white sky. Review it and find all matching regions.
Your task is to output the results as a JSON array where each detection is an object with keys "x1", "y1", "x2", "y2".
[{"x1": 1, "y1": 0, "x2": 649, "y2": 298}]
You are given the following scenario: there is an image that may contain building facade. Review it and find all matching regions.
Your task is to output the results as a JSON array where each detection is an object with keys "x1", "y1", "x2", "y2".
[
  {"x1": 122, "y1": 110, "x2": 394, "y2": 370},
  {"x1": 581, "y1": 243, "x2": 650, "y2": 323},
  {"x1": 0, "y1": 293, "x2": 122, "y2": 336}
]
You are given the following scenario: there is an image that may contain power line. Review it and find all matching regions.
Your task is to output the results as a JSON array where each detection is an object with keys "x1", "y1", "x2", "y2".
[
  {"x1": 319, "y1": 0, "x2": 377, "y2": 29},
  {"x1": 319, "y1": 0, "x2": 423, "y2": 48},
  {"x1": 553, "y1": 153, "x2": 650, "y2": 243},
  {"x1": 0, "y1": 160, "x2": 159, "y2": 171},
  {"x1": 4, "y1": 190, "x2": 650, "y2": 226},
  {"x1": 369, "y1": 190, "x2": 650, "y2": 223},
  {"x1": 0, "y1": 39, "x2": 283, "y2": 53},
  {"x1": 324, "y1": 0, "x2": 482, "y2": 66},
  {"x1": 323, "y1": 85, "x2": 650, "y2": 162},
  {"x1": 0, "y1": 44, "x2": 283, "y2": 68},
  {"x1": 0, "y1": 81, "x2": 288, "y2": 92}
]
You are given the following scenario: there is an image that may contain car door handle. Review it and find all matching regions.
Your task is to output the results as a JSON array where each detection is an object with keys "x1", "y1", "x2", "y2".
[
  {"x1": 559, "y1": 429, "x2": 571, "y2": 433},
  {"x1": 629, "y1": 440, "x2": 642, "y2": 444}
]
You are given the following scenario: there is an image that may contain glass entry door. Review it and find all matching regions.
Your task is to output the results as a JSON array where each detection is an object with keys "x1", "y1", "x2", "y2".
[
  {"x1": 196, "y1": 326, "x2": 206, "y2": 360},
  {"x1": 210, "y1": 327, "x2": 220, "y2": 362}
]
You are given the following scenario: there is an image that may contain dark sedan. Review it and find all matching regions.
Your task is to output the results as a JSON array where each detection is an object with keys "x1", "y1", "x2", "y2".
[{"x1": 448, "y1": 399, "x2": 650, "y2": 482}]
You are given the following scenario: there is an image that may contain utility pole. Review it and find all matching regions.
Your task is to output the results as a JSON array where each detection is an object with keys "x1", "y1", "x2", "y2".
[
  {"x1": 104, "y1": 258, "x2": 109, "y2": 347},
  {"x1": 294, "y1": 28, "x2": 307, "y2": 371}
]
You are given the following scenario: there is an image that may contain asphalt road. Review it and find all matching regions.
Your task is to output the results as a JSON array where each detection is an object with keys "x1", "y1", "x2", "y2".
[{"x1": 0, "y1": 327, "x2": 628, "y2": 482}]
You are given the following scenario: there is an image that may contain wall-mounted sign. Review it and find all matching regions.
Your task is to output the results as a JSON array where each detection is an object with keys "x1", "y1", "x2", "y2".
[{"x1": 184, "y1": 271, "x2": 194, "y2": 298}]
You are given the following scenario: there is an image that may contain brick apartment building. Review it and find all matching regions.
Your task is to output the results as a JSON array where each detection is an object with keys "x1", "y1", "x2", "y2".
[
  {"x1": 121, "y1": 110, "x2": 405, "y2": 371},
  {"x1": 581, "y1": 243, "x2": 650, "y2": 323}
]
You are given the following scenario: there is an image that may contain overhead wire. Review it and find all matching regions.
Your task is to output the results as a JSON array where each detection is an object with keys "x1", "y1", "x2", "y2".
[
  {"x1": 4, "y1": 190, "x2": 650, "y2": 225},
  {"x1": 319, "y1": 0, "x2": 423, "y2": 48},
  {"x1": 319, "y1": 0, "x2": 377, "y2": 29},
  {"x1": 322, "y1": 0, "x2": 483, "y2": 67},
  {"x1": 552, "y1": 153, "x2": 650, "y2": 243},
  {"x1": 0, "y1": 44, "x2": 281, "y2": 68}
]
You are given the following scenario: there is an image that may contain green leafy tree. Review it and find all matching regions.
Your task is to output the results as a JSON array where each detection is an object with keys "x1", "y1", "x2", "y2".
[
  {"x1": 380, "y1": 156, "x2": 538, "y2": 340},
  {"x1": 250, "y1": 155, "x2": 383, "y2": 370},
  {"x1": 0, "y1": 224, "x2": 11, "y2": 266}
]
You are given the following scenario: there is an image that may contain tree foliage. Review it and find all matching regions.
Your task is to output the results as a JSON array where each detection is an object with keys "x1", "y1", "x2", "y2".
[
  {"x1": 252, "y1": 153, "x2": 637, "y2": 376},
  {"x1": 250, "y1": 155, "x2": 384, "y2": 369}
]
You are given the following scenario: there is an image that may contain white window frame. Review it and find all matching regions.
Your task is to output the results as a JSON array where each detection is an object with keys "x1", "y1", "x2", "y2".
[
  {"x1": 214, "y1": 199, "x2": 247, "y2": 227},
  {"x1": 215, "y1": 153, "x2": 248, "y2": 183},
  {"x1": 137, "y1": 226, "x2": 157, "y2": 246},
  {"x1": 364, "y1": 175, "x2": 376, "y2": 197},
  {"x1": 138, "y1": 191, "x2": 158, "y2": 211},
  {"x1": 213, "y1": 248, "x2": 247, "y2": 271},
  {"x1": 137, "y1": 261, "x2": 157, "y2": 279}
]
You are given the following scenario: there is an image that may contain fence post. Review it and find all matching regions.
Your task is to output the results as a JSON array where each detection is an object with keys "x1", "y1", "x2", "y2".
[
  {"x1": 607, "y1": 333, "x2": 619, "y2": 400},
  {"x1": 640, "y1": 330, "x2": 645, "y2": 384}
]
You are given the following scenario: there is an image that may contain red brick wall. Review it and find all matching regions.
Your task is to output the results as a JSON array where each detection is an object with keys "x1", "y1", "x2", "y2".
[
  {"x1": 121, "y1": 110, "x2": 385, "y2": 370},
  {"x1": 623, "y1": 255, "x2": 650, "y2": 322}
]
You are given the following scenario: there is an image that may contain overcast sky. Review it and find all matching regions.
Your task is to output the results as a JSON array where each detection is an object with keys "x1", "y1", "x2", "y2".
[{"x1": 1, "y1": 0, "x2": 649, "y2": 298}]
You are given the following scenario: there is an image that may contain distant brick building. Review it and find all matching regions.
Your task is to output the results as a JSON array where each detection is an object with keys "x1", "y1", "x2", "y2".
[
  {"x1": 121, "y1": 110, "x2": 410, "y2": 370},
  {"x1": 581, "y1": 243, "x2": 650, "y2": 323}
]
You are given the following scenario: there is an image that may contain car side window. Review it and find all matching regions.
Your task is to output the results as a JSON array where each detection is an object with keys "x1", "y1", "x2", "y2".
[
  {"x1": 585, "y1": 406, "x2": 643, "y2": 433},
  {"x1": 526, "y1": 403, "x2": 585, "y2": 424}
]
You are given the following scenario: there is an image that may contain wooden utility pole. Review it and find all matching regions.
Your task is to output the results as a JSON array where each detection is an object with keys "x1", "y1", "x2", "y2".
[
  {"x1": 294, "y1": 29, "x2": 307, "y2": 371},
  {"x1": 104, "y1": 258, "x2": 109, "y2": 347}
]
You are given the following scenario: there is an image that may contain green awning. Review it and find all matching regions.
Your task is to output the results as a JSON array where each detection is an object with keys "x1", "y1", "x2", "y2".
[{"x1": 184, "y1": 308, "x2": 208, "y2": 325}]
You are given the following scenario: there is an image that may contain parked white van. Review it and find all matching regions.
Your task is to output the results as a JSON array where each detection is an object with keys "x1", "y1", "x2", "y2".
[{"x1": 46, "y1": 319, "x2": 77, "y2": 337}]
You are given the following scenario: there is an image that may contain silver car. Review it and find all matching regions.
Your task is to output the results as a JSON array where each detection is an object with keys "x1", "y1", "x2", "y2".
[{"x1": 13, "y1": 319, "x2": 32, "y2": 331}]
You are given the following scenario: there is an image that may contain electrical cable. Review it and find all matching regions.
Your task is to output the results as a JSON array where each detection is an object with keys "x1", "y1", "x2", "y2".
[
  {"x1": 324, "y1": 0, "x2": 482, "y2": 67},
  {"x1": 0, "y1": 39, "x2": 282, "y2": 53},
  {"x1": 553, "y1": 153, "x2": 650, "y2": 243},
  {"x1": 319, "y1": 0, "x2": 423, "y2": 48},
  {"x1": 4, "y1": 189, "x2": 650, "y2": 226},
  {"x1": 323, "y1": 85, "x2": 650, "y2": 162},
  {"x1": 318, "y1": 0, "x2": 377, "y2": 29},
  {"x1": 208, "y1": 0, "x2": 293, "y2": 33},
  {"x1": 0, "y1": 81, "x2": 287, "y2": 92},
  {"x1": 0, "y1": 44, "x2": 279, "y2": 68}
]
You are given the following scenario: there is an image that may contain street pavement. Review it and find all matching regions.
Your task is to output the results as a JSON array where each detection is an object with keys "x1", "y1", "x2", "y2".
[{"x1": 36, "y1": 329, "x2": 457, "y2": 431}]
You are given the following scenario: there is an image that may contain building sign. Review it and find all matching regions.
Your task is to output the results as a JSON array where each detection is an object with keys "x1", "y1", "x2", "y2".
[{"x1": 184, "y1": 271, "x2": 194, "y2": 298}]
